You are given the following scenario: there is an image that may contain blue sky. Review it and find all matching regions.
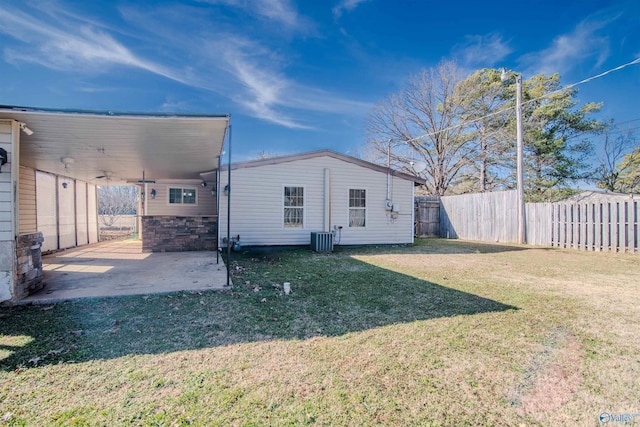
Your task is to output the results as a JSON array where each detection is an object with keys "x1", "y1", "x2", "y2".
[{"x1": 0, "y1": 0, "x2": 638, "y2": 161}]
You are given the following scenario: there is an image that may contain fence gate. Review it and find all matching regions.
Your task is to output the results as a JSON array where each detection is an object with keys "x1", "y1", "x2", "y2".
[{"x1": 414, "y1": 197, "x2": 440, "y2": 237}]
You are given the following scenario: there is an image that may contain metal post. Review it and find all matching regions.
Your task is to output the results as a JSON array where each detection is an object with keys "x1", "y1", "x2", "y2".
[
  {"x1": 515, "y1": 75, "x2": 526, "y2": 244},
  {"x1": 226, "y1": 124, "x2": 232, "y2": 287},
  {"x1": 216, "y1": 157, "x2": 221, "y2": 265}
]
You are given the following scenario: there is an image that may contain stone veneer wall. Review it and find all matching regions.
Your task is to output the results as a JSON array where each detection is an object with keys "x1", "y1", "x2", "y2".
[
  {"x1": 142, "y1": 216, "x2": 217, "y2": 252},
  {"x1": 15, "y1": 232, "x2": 44, "y2": 299}
]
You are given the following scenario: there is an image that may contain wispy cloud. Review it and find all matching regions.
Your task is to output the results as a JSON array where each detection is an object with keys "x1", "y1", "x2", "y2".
[
  {"x1": 518, "y1": 15, "x2": 616, "y2": 76},
  {"x1": 197, "y1": 0, "x2": 313, "y2": 33},
  {"x1": 116, "y1": 4, "x2": 370, "y2": 128},
  {"x1": 0, "y1": 5, "x2": 184, "y2": 83},
  {"x1": 451, "y1": 33, "x2": 512, "y2": 68},
  {"x1": 0, "y1": 2, "x2": 368, "y2": 129},
  {"x1": 211, "y1": 35, "x2": 370, "y2": 129},
  {"x1": 332, "y1": 0, "x2": 371, "y2": 18}
]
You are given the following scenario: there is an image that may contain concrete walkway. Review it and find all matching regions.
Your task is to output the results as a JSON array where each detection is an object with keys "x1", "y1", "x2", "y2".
[{"x1": 22, "y1": 239, "x2": 230, "y2": 304}]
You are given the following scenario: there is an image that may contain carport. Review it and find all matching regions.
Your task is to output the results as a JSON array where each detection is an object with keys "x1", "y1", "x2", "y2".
[
  {"x1": 22, "y1": 239, "x2": 228, "y2": 303},
  {"x1": 0, "y1": 105, "x2": 231, "y2": 303}
]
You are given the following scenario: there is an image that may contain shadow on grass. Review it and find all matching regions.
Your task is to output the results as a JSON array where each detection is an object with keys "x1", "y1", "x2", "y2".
[
  {"x1": 340, "y1": 238, "x2": 549, "y2": 256},
  {"x1": 0, "y1": 244, "x2": 517, "y2": 371}
]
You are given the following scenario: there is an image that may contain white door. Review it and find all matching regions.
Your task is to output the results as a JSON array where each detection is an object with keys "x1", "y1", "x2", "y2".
[
  {"x1": 36, "y1": 171, "x2": 58, "y2": 252},
  {"x1": 76, "y1": 182, "x2": 88, "y2": 245},
  {"x1": 87, "y1": 184, "x2": 98, "y2": 243},
  {"x1": 57, "y1": 179, "x2": 76, "y2": 249}
]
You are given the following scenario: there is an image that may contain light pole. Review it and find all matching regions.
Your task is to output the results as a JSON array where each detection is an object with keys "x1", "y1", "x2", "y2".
[{"x1": 501, "y1": 68, "x2": 526, "y2": 244}]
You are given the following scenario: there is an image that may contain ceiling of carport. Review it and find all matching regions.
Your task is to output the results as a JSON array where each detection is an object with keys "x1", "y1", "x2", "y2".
[{"x1": 0, "y1": 106, "x2": 229, "y2": 185}]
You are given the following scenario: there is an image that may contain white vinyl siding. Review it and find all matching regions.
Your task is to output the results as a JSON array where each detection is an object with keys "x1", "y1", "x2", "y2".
[
  {"x1": 0, "y1": 121, "x2": 15, "y2": 302},
  {"x1": 219, "y1": 155, "x2": 414, "y2": 246},
  {"x1": 348, "y1": 189, "x2": 366, "y2": 228},
  {"x1": 0, "y1": 122, "x2": 12, "y2": 241}
]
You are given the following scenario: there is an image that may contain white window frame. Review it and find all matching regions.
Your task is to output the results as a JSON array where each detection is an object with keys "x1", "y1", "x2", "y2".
[
  {"x1": 348, "y1": 188, "x2": 367, "y2": 228},
  {"x1": 283, "y1": 185, "x2": 305, "y2": 229},
  {"x1": 167, "y1": 187, "x2": 198, "y2": 206}
]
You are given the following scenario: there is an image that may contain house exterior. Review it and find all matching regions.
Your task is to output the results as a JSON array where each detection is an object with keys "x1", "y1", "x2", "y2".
[
  {"x1": 140, "y1": 178, "x2": 218, "y2": 252},
  {"x1": 214, "y1": 150, "x2": 422, "y2": 248},
  {"x1": 0, "y1": 106, "x2": 229, "y2": 303}
]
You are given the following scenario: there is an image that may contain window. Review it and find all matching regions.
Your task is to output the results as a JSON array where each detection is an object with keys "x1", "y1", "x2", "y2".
[
  {"x1": 349, "y1": 189, "x2": 366, "y2": 227},
  {"x1": 284, "y1": 186, "x2": 304, "y2": 228},
  {"x1": 168, "y1": 188, "x2": 197, "y2": 204}
]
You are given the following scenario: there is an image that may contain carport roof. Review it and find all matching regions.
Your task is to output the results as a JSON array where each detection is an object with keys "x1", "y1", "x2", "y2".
[{"x1": 0, "y1": 105, "x2": 229, "y2": 184}]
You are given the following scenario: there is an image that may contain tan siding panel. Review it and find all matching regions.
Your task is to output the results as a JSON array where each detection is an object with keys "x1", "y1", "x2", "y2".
[
  {"x1": 19, "y1": 166, "x2": 37, "y2": 234},
  {"x1": 146, "y1": 182, "x2": 216, "y2": 216}
]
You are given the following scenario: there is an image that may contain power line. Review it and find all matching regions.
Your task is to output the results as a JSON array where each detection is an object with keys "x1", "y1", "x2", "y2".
[{"x1": 379, "y1": 57, "x2": 640, "y2": 147}]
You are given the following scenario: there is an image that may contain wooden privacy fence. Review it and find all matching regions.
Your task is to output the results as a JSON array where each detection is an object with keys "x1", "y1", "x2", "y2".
[
  {"x1": 414, "y1": 197, "x2": 440, "y2": 237},
  {"x1": 547, "y1": 199, "x2": 639, "y2": 252},
  {"x1": 439, "y1": 191, "x2": 518, "y2": 242},
  {"x1": 437, "y1": 190, "x2": 639, "y2": 254}
]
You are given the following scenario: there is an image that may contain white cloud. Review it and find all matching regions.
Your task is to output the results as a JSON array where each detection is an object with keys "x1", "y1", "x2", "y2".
[
  {"x1": 198, "y1": 0, "x2": 312, "y2": 33},
  {"x1": 451, "y1": 33, "x2": 512, "y2": 68},
  {"x1": 0, "y1": 6, "x2": 184, "y2": 83},
  {"x1": 118, "y1": 5, "x2": 370, "y2": 129},
  {"x1": 212, "y1": 35, "x2": 370, "y2": 129},
  {"x1": 0, "y1": 2, "x2": 368, "y2": 129},
  {"x1": 518, "y1": 17, "x2": 613, "y2": 76},
  {"x1": 332, "y1": 0, "x2": 371, "y2": 18}
]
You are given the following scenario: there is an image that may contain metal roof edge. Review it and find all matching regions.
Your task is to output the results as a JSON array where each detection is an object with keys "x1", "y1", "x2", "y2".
[
  {"x1": 0, "y1": 104, "x2": 230, "y2": 120},
  {"x1": 222, "y1": 149, "x2": 424, "y2": 184}
]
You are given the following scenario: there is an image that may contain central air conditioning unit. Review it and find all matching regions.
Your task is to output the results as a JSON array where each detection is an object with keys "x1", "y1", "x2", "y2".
[{"x1": 310, "y1": 232, "x2": 334, "y2": 252}]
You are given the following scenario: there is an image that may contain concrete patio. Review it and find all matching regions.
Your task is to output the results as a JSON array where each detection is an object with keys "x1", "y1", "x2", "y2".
[{"x1": 21, "y1": 239, "x2": 229, "y2": 304}]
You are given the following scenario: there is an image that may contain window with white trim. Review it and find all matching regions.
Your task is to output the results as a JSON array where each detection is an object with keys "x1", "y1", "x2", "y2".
[
  {"x1": 349, "y1": 189, "x2": 366, "y2": 227},
  {"x1": 283, "y1": 186, "x2": 304, "y2": 228},
  {"x1": 168, "y1": 187, "x2": 197, "y2": 204}
]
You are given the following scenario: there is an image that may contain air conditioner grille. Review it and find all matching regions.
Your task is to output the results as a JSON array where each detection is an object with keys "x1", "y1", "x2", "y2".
[{"x1": 310, "y1": 232, "x2": 334, "y2": 252}]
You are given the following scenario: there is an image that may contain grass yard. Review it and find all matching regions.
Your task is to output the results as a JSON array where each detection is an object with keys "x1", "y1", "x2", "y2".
[{"x1": 1, "y1": 239, "x2": 639, "y2": 426}]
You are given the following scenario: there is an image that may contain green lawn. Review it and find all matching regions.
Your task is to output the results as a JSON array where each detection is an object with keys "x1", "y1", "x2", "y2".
[{"x1": 1, "y1": 239, "x2": 639, "y2": 426}]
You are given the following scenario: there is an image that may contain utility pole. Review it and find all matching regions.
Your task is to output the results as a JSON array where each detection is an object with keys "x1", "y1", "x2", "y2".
[
  {"x1": 501, "y1": 69, "x2": 526, "y2": 244},
  {"x1": 515, "y1": 75, "x2": 526, "y2": 244}
]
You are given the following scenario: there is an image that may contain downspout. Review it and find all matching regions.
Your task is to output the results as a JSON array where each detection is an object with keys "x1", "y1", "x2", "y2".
[
  {"x1": 323, "y1": 168, "x2": 331, "y2": 232},
  {"x1": 216, "y1": 159, "x2": 221, "y2": 264},
  {"x1": 226, "y1": 123, "x2": 232, "y2": 287},
  {"x1": 142, "y1": 170, "x2": 148, "y2": 216},
  {"x1": 387, "y1": 139, "x2": 391, "y2": 201}
]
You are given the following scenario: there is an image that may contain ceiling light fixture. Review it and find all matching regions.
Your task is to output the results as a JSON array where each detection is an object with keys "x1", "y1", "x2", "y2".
[{"x1": 61, "y1": 157, "x2": 74, "y2": 172}]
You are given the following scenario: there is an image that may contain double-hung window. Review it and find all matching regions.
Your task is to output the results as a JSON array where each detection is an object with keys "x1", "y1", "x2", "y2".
[
  {"x1": 283, "y1": 186, "x2": 304, "y2": 228},
  {"x1": 349, "y1": 189, "x2": 366, "y2": 227},
  {"x1": 169, "y1": 188, "x2": 197, "y2": 205}
]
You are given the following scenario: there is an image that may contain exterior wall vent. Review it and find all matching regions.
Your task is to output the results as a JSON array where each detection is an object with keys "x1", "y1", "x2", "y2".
[{"x1": 310, "y1": 232, "x2": 334, "y2": 252}]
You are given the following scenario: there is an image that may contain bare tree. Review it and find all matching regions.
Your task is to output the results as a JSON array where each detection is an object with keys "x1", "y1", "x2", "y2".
[
  {"x1": 253, "y1": 149, "x2": 280, "y2": 160},
  {"x1": 98, "y1": 185, "x2": 139, "y2": 227},
  {"x1": 595, "y1": 124, "x2": 637, "y2": 192},
  {"x1": 364, "y1": 61, "x2": 475, "y2": 195}
]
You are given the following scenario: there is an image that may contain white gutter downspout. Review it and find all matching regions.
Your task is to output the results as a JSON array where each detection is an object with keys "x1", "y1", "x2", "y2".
[{"x1": 323, "y1": 168, "x2": 331, "y2": 232}]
